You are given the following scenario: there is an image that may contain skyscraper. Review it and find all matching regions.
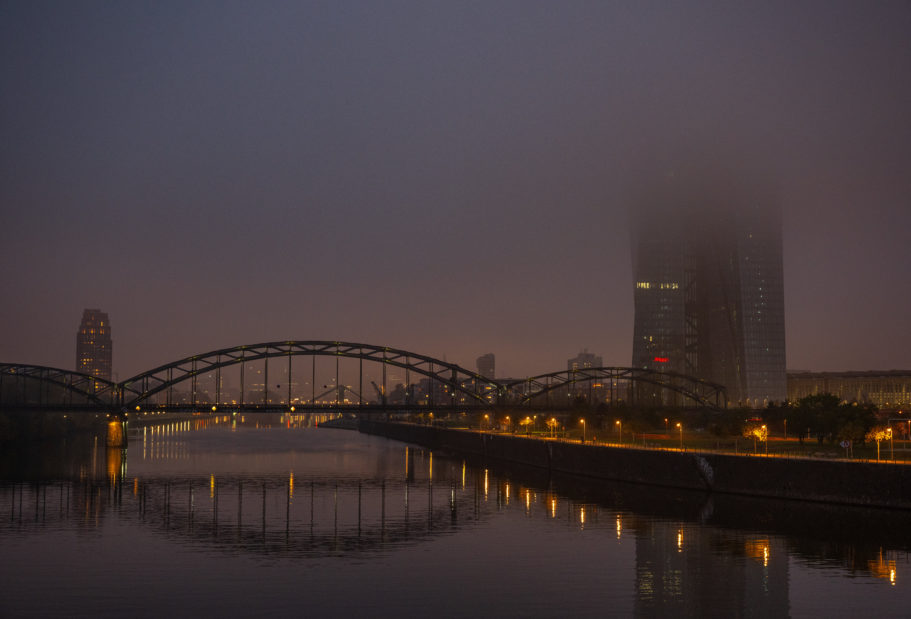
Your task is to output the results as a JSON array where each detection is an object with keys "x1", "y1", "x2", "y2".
[
  {"x1": 76, "y1": 308, "x2": 112, "y2": 380},
  {"x1": 631, "y1": 170, "x2": 786, "y2": 407},
  {"x1": 476, "y1": 353, "x2": 495, "y2": 379}
]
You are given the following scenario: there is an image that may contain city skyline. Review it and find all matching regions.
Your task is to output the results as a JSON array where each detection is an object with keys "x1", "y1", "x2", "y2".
[{"x1": 2, "y1": 2, "x2": 909, "y2": 379}]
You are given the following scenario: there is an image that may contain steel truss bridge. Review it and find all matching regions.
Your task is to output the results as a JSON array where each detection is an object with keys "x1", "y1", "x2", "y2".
[{"x1": 1, "y1": 340, "x2": 727, "y2": 413}]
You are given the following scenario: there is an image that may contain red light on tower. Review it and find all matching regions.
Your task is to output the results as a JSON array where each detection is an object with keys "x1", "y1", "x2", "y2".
[{"x1": 653, "y1": 357, "x2": 669, "y2": 363}]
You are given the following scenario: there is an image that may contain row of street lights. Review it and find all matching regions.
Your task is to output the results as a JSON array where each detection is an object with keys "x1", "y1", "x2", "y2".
[
  {"x1": 479, "y1": 414, "x2": 686, "y2": 449},
  {"x1": 479, "y1": 413, "x2": 907, "y2": 460}
]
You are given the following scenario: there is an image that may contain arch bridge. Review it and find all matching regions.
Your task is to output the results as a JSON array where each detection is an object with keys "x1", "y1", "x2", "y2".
[{"x1": 1, "y1": 340, "x2": 726, "y2": 413}]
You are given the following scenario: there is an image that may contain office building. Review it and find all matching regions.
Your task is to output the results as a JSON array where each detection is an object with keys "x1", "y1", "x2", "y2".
[
  {"x1": 787, "y1": 370, "x2": 911, "y2": 410},
  {"x1": 631, "y1": 170, "x2": 786, "y2": 407},
  {"x1": 76, "y1": 308, "x2": 113, "y2": 380},
  {"x1": 476, "y1": 353, "x2": 495, "y2": 379},
  {"x1": 568, "y1": 349, "x2": 603, "y2": 371}
]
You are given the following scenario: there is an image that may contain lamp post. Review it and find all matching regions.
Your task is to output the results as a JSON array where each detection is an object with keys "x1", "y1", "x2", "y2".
[
  {"x1": 676, "y1": 422, "x2": 683, "y2": 450},
  {"x1": 888, "y1": 428, "x2": 894, "y2": 461},
  {"x1": 616, "y1": 420, "x2": 622, "y2": 445},
  {"x1": 483, "y1": 413, "x2": 489, "y2": 432},
  {"x1": 505, "y1": 415, "x2": 510, "y2": 433},
  {"x1": 580, "y1": 418, "x2": 586, "y2": 443},
  {"x1": 762, "y1": 425, "x2": 768, "y2": 455}
]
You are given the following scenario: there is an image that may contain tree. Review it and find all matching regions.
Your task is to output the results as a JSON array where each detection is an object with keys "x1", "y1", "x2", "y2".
[
  {"x1": 789, "y1": 394, "x2": 877, "y2": 445},
  {"x1": 792, "y1": 393, "x2": 841, "y2": 443}
]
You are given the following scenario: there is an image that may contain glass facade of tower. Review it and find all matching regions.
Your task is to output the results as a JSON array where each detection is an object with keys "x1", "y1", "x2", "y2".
[
  {"x1": 76, "y1": 309, "x2": 112, "y2": 380},
  {"x1": 631, "y1": 179, "x2": 786, "y2": 407}
]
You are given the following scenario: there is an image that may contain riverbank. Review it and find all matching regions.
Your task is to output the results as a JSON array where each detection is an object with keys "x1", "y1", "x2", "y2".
[{"x1": 359, "y1": 420, "x2": 911, "y2": 510}]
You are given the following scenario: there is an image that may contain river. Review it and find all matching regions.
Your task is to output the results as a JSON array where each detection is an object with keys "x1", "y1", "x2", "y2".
[{"x1": 1, "y1": 414, "x2": 909, "y2": 617}]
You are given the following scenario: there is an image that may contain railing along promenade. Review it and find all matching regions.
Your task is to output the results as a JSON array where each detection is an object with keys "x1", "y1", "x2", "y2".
[
  {"x1": 359, "y1": 421, "x2": 911, "y2": 509},
  {"x1": 399, "y1": 422, "x2": 911, "y2": 465}
]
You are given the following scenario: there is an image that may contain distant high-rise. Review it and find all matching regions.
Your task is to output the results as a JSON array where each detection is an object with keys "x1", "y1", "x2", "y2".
[
  {"x1": 476, "y1": 353, "x2": 495, "y2": 379},
  {"x1": 568, "y1": 349, "x2": 602, "y2": 372},
  {"x1": 631, "y1": 169, "x2": 786, "y2": 407},
  {"x1": 76, "y1": 309, "x2": 112, "y2": 380}
]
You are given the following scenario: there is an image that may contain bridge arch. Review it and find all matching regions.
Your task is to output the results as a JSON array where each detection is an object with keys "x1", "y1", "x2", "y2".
[
  {"x1": 2, "y1": 349, "x2": 727, "y2": 413},
  {"x1": 502, "y1": 367, "x2": 727, "y2": 410},
  {"x1": 119, "y1": 341, "x2": 501, "y2": 409},
  {"x1": 0, "y1": 363, "x2": 120, "y2": 409}
]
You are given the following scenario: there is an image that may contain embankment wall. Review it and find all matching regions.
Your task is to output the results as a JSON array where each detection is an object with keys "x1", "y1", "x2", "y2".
[{"x1": 359, "y1": 421, "x2": 911, "y2": 510}]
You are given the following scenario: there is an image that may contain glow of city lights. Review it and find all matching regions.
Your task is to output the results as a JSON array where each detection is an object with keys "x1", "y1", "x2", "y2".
[
  {"x1": 616, "y1": 516, "x2": 622, "y2": 539},
  {"x1": 550, "y1": 498, "x2": 557, "y2": 519},
  {"x1": 677, "y1": 530, "x2": 683, "y2": 551}
]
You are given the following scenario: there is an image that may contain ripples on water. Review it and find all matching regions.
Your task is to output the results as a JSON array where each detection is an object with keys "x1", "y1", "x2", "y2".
[{"x1": 1, "y1": 415, "x2": 910, "y2": 618}]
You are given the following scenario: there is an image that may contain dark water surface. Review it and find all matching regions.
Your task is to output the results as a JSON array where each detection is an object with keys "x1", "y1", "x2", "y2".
[{"x1": 2, "y1": 416, "x2": 909, "y2": 618}]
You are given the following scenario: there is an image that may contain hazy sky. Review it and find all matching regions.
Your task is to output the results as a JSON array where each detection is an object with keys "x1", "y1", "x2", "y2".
[{"x1": 2, "y1": 1, "x2": 909, "y2": 379}]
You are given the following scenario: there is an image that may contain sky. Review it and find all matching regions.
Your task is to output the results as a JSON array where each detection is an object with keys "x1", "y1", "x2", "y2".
[{"x1": 1, "y1": 1, "x2": 909, "y2": 380}]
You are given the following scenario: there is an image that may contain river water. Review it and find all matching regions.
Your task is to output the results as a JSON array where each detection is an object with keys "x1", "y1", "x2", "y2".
[{"x1": 1, "y1": 415, "x2": 909, "y2": 618}]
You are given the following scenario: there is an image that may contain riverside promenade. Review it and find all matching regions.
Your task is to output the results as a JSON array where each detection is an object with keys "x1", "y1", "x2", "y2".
[{"x1": 359, "y1": 420, "x2": 911, "y2": 510}]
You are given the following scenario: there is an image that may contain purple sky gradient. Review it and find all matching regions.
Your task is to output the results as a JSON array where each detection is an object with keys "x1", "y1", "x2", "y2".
[{"x1": 2, "y1": 1, "x2": 909, "y2": 379}]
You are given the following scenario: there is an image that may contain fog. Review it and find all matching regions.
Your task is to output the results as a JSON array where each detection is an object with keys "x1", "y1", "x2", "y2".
[{"x1": 1, "y1": 1, "x2": 909, "y2": 378}]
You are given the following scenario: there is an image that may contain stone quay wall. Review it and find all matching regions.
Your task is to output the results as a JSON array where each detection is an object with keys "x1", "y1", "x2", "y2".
[{"x1": 358, "y1": 421, "x2": 911, "y2": 510}]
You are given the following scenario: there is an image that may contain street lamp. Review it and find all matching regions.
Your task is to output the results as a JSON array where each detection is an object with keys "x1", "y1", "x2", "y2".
[
  {"x1": 483, "y1": 413, "x2": 489, "y2": 432},
  {"x1": 615, "y1": 420, "x2": 622, "y2": 445},
  {"x1": 676, "y1": 422, "x2": 683, "y2": 450},
  {"x1": 505, "y1": 415, "x2": 511, "y2": 433},
  {"x1": 888, "y1": 427, "x2": 894, "y2": 461},
  {"x1": 762, "y1": 425, "x2": 768, "y2": 455},
  {"x1": 580, "y1": 418, "x2": 586, "y2": 443}
]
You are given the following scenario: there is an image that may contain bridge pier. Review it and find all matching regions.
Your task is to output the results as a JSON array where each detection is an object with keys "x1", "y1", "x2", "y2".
[{"x1": 106, "y1": 419, "x2": 127, "y2": 448}]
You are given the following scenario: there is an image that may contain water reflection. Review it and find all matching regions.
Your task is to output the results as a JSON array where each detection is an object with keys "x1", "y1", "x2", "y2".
[{"x1": 1, "y1": 419, "x2": 910, "y2": 616}]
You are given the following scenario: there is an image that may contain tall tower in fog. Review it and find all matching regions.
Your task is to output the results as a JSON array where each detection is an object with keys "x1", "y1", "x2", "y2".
[
  {"x1": 631, "y1": 170, "x2": 786, "y2": 407},
  {"x1": 476, "y1": 353, "x2": 495, "y2": 379},
  {"x1": 76, "y1": 309, "x2": 112, "y2": 380}
]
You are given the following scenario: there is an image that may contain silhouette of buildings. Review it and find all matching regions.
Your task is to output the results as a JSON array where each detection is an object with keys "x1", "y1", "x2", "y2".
[
  {"x1": 631, "y1": 170, "x2": 786, "y2": 407},
  {"x1": 76, "y1": 308, "x2": 112, "y2": 380},
  {"x1": 788, "y1": 370, "x2": 911, "y2": 410},
  {"x1": 568, "y1": 349, "x2": 602, "y2": 371}
]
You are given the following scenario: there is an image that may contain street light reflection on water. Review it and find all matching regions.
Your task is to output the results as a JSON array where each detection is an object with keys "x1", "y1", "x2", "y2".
[{"x1": 2, "y1": 418, "x2": 911, "y2": 617}]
